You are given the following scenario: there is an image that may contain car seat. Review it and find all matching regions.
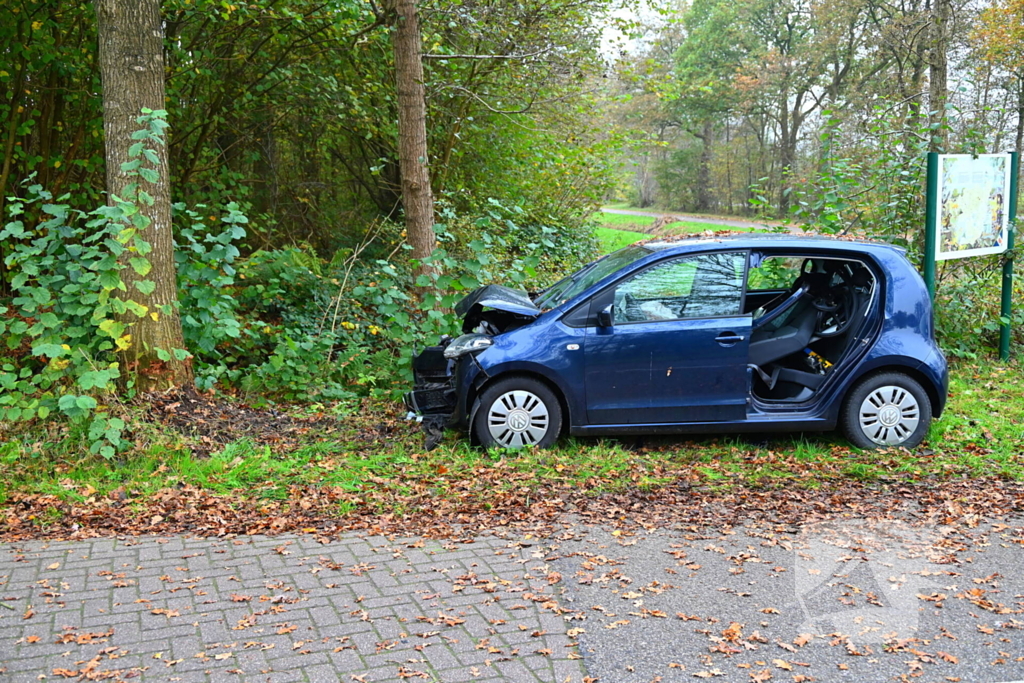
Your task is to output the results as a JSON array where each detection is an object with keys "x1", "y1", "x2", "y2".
[{"x1": 748, "y1": 272, "x2": 827, "y2": 367}]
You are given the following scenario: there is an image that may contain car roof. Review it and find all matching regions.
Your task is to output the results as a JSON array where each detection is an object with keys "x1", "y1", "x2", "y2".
[{"x1": 638, "y1": 232, "x2": 907, "y2": 256}]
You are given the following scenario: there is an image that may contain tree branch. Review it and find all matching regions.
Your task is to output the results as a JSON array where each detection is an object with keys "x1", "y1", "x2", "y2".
[{"x1": 422, "y1": 48, "x2": 552, "y2": 61}]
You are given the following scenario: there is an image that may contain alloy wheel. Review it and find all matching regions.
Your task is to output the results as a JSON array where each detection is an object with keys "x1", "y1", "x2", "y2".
[
  {"x1": 858, "y1": 385, "x2": 920, "y2": 445},
  {"x1": 487, "y1": 390, "x2": 550, "y2": 448}
]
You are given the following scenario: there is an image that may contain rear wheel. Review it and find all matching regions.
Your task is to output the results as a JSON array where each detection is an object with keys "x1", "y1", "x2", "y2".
[
  {"x1": 473, "y1": 377, "x2": 562, "y2": 449},
  {"x1": 841, "y1": 372, "x2": 932, "y2": 449}
]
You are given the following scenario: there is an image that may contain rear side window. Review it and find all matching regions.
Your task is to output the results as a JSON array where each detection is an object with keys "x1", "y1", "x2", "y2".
[
  {"x1": 613, "y1": 252, "x2": 746, "y2": 323},
  {"x1": 747, "y1": 255, "x2": 804, "y2": 291}
]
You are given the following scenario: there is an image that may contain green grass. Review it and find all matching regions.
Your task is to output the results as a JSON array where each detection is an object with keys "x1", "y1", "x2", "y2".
[
  {"x1": 596, "y1": 212, "x2": 657, "y2": 231},
  {"x1": 594, "y1": 211, "x2": 757, "y2": 254},
  {"x1": 596, "y1": 226, "x2": 646, "y2": 252},
  {"x1": 595, "y1": 210, "x2": 751, "y2": 234},
  {"x1": 2, "y1": 360, "x2": 1023, "y2": 527}
]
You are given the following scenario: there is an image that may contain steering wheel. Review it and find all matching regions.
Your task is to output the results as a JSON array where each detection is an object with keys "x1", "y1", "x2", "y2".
[{"x1": 814, "y1": 285, "x2": 855, "y2": 337}]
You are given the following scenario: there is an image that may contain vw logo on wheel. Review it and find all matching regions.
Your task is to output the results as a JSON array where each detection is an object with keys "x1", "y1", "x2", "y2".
[
  {"x1": 859, "y1": 385, "x2": 920, "y2": 445},
  {"x1": 878, "y1": 405, "x2": 901, "y2": 427},
  {"x1": 507, "y1": 409, "x2": 530, "y2": 432}
]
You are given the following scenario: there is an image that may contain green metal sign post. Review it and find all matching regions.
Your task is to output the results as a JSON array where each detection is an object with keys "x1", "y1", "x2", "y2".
[
  {"x1": 923, "y1": 152, "x2": 939, "y2": 301},
  {"x1": 998, "y1": 151, "x2": 1019, "y2": 361},
  {"x1": 924, "y1": 151, "x2": 1018, "y2": 361}
]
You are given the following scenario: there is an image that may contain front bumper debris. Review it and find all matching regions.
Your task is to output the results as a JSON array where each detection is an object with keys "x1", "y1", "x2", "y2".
[{"x1": 403, "y1": 344, "x2": 456, "y2": 450}]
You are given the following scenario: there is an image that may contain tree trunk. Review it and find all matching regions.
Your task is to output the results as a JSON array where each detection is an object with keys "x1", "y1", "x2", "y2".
[
  {"x1": 695, "y1": 120, "x2": 714, "y2": 213},
  {"x1": 778, "y1": 96, "x2": 794, "y2": 215},
  {"x1": 1016, "y1": 74, "x2": 1024, "y2": 207},
  {"x1": 1016, "y1": 74, "x2": 1024, "y2": 157},
  {"x1": 95, "y1": 0, "x2": 193, "y2": 391},
  {"x1": 390, "y1": 0, "x2": 436, "y2": 271},
  {"x1": 928, "y1": 0, "x2": 950, "y2": 152},
  {"x1": 634, "y1": 153, "x2": 655, "y2": 208}
]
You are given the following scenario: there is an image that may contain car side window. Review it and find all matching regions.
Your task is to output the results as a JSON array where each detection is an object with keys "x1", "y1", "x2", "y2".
[
  {"x1": 746, "y1": 255, "x2": 804, "y2": 291},
  {"x1": 613, "y1": 252, "x2": 746, "y2": 323}
]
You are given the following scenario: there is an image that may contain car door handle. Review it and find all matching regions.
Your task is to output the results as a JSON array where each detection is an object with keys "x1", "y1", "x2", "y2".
[{"x1": 715, "y1": 332, "x2": 745, "y2": 346}]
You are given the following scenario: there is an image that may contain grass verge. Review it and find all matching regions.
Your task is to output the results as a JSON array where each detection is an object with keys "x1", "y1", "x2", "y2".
[
  {"x1": 595, "y1": 209, "x2": 753, "y2": 237},
  {"x1": 1, "y1": 360, "x2": 1021, "y2": 539},
  {"x1": 597, "y1": 211, "x2": 741, "y2": 233},
  {"x1": 596, "y1": 226, "x2": 647, "y2": 252}
]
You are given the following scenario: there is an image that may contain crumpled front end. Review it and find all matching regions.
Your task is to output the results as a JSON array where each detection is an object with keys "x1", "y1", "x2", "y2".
[
  {"x1": 404, "y1": 284, "x2": 541, "y2": 449},
  {"x1": 403, "y1": 341, "x2": 457, "y2": 449}
]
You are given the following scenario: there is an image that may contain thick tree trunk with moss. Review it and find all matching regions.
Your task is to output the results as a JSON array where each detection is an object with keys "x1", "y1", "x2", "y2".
[
  {"x1": 390, "y1": 0, "x2": 436, "y2": 270},
  {"x1": 95, "y1": 0, "x2": 192, "y2": 391}
]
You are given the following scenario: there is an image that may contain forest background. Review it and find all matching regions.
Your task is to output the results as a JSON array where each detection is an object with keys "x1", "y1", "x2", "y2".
[{"x1": 0, "y1": 0, "x2": 1023, "y2": 463}]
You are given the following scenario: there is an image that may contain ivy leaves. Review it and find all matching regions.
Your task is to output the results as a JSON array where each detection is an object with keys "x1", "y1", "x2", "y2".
[
  {"x1": 0, "y1": 185, "x2": 137, "y2": 453},
  {"x1": 0, "y1": 111, "x2": 190, "y2": 458}
]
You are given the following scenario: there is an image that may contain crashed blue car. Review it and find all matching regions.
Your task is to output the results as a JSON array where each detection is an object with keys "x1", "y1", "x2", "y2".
[{"x1": 405, "y1": 235, "x2": 948, "y2": 451}]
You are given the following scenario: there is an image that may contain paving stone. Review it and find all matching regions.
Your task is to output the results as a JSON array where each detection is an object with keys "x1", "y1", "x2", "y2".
[{"x1": 1, "y1": 532, "x2": 587, "y2": 682}]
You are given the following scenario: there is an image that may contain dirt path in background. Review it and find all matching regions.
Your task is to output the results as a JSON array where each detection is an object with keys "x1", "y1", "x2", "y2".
[{"x1": 603, "y1": 207, "x2": 798, "y2": 232}]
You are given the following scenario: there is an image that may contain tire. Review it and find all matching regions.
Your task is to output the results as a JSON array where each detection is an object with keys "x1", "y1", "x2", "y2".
[
  {"x1": 472, "y1": 376, "x2": 563, "y2": 449},
  {"x1": 841, "y1": 372, "x2": 932, "y2": 449}
]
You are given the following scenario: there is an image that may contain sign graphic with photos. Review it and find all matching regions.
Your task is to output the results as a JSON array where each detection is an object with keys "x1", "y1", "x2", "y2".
[{"x1": 935, "y1": 153, "x2": 1012, "y2": 260}]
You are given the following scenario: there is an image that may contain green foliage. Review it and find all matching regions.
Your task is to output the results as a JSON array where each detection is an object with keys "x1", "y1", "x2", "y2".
[
  {"x1": 933, "y1": 237, "x2": 1024, "y2": 359},
  {"x1": 651, "y1": 145, "x2": 703, "y2": 210},
  {"x1": 173, "y1": 203, "x2": 247, "y2": 386},
  {"x1": 0, "y1": 2, "x2": 105, "y2": 215},
  {"x1": 1, "y1": 110, "x2": 224, "y2": 457},
  {"x1": 435, "y1": 198, "x2": 597, "y2": 283},
  {"x1": 3, "y1": 0, "x2": 618, "y2": 264},
  {"x1": 0, "y1": 184, "x2": 143, "y2": 459},
  {"x1": 180, "y1": 200, "x2": 574, "y2": 405},
  {"x1": 225, "y1": 273, "x2": 351, "y2": 399},
  {"x1": 782, "y1": 107, "x2": 934, "y2": 247},
  {"x1": 201, "y1": 247, "x2": 362, "y2": 402}
]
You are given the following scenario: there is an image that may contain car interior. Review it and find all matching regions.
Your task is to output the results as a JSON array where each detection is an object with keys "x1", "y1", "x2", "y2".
[
  {"x1": 603, "y1": 250, "x2": 878, "y2": 404},
  {"x1": 745, "y1": 254, "x2": 878, "y2": 403}
]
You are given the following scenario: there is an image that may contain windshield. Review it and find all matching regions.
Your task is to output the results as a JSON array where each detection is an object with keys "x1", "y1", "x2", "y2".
[{"x1": 534, "y1": 244, "x2": 652, "y2": 309}]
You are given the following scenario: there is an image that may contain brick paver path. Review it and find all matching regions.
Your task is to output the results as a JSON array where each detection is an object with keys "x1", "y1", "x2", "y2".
[{"x1": 0, "y1": 533, "x2": 585, "y2": 682}]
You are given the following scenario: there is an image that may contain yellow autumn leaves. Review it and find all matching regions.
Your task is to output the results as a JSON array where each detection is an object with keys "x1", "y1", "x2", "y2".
[{"x1": 340, "y1": 321, "x2": 381, "y2": 335}]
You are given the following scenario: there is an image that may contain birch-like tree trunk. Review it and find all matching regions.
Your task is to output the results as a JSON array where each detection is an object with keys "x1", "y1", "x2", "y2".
[
  {"x1": 95, "y1": 0, "x2": 192, "y2": 390},
  {"x1": 928, "y1": 0, "x2": 950, "y2": 152},
  {"x1": 390, "y1": 0, "x2": 436, "y2": 272},
  {"x1": 1016, "y1": 75, "x2": 1024, "y2": 164}
]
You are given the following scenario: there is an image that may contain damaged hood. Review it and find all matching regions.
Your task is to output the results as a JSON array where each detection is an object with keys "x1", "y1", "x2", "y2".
[
  {"x1": 454, "y1": 284, "x2": 540, "y2": 318},
  {"x1": 454, "y1": 284, "x2": 541, "y2": 334}
]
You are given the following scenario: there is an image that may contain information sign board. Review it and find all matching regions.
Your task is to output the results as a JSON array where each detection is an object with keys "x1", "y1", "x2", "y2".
[{"x1": 934, "y1": 153, "x2": 1013, "y2": 261}]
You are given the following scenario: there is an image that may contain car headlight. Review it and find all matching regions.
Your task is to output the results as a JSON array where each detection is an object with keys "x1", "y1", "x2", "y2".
[{"x1": 443, "y1": 333, "x2": 493, "y2": 359}]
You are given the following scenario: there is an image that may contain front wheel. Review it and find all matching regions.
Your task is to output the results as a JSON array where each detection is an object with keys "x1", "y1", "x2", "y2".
[
  {"x1": 841, "y1": 372, "x2": 932, "y2": 449},
  {"x1": 473, "y1": 377, "x2": 563, "y2": 449}
]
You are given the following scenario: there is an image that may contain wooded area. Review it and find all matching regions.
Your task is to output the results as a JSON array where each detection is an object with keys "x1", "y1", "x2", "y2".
[
  {"x1": 615, "y1": 0, "x2": 1024, "y2": 232},
  {"x1": 0, "y1": 0, "x2": 613, "y2": 254},
  {"x1": 1, "y1": 0, "x2": 1023, "y2": 455}
]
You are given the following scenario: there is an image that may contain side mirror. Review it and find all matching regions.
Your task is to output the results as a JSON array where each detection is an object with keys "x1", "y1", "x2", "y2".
[{"x1": 597, "y1": 304, "x2": 614, "y2": 328}]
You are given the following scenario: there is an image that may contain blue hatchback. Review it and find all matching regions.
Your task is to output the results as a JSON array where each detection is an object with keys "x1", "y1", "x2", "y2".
[{"x1": 405, "y1": 235, "x2": 948, "y2": 451}]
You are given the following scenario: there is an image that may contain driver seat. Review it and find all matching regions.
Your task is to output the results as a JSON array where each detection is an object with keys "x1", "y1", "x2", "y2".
[
  {"x1": 748, "y1": 302, "x2": 818, "y2": 366},
  {"x1": 748, "y1": 272, "x2": 826, "y2": 367}
]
